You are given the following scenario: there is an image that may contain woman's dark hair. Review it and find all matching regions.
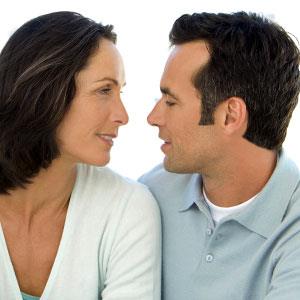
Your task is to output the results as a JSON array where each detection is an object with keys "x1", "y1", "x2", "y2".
[
  {"x1": 169, "y1": 11, "x2": 300, "y2": 150},
  {"x1": 0, "y1": 11, "x2": 116, "y2": 194}
]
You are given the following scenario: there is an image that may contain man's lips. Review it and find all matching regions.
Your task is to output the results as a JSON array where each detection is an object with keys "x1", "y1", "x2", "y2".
[
  {"x1": 159, "y1": 135, "x2": 171, "y2": 143},
  {"x1": 160, "y1": 140, "x2": 171, "y2": 153}
]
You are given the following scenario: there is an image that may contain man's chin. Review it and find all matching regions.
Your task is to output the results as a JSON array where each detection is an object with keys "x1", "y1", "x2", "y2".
[
  {"x1": 163, "y1": 157, "x2": 183, "y2": 174},
  {"x1": 163, "y1": 157, "x2": 196, "y2": 174}
]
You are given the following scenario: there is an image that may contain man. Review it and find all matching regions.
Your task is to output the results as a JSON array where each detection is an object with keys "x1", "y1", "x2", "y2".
[{"x1": 139, "y1": 12, "x2": 300, "y2": 300}]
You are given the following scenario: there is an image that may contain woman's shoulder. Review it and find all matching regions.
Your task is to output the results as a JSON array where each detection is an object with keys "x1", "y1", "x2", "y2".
[
  {"x1": 75, "y1": 164, "x2": 158, "y2": 209},
  {"x1": 76, "y1": 163, "x2": 145, "y2": 190}
]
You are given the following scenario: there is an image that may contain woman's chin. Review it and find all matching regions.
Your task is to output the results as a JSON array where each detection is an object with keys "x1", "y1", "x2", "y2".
[{"x1": 87, "y1": 154, "x2": 111, "y2": 167}]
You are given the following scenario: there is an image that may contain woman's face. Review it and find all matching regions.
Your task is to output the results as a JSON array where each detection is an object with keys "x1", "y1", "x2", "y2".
[{"x1": 57, "y1": 39, "x2": 128, "y2": 166}]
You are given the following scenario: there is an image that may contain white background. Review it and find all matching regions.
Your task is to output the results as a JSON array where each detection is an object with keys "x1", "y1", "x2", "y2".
[{"x1": 1, "y1": 0, "x2": 299, "y2": 179}]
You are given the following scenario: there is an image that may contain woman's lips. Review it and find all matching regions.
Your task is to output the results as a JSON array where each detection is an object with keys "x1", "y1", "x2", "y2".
[{"x1": 96, "y1": 134, "x2": 116, "y2": 146}]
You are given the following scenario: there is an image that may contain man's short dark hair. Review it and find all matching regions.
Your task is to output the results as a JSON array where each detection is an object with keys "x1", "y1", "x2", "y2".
[
  {"x1": 0, "y1": 11, "x2": 116, "y2": 194},
  {"x1": 169, "y1": 11, "x2": 300, "y2": 150}
]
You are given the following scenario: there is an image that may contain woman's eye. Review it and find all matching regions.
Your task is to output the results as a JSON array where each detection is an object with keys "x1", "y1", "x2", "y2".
[{"x1": 99, "y1": 88, "x2": 112, "y2": 95}]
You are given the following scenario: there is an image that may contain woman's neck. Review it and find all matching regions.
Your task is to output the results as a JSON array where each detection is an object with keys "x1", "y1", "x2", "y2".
[{"x1": 0, "y1": 158, "x2": 77, "y2": 222}]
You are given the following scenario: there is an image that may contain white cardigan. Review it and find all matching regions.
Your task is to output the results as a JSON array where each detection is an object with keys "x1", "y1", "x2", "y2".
[{"x1": 0, "y1": 164, "x2": 161, "y2": 300}]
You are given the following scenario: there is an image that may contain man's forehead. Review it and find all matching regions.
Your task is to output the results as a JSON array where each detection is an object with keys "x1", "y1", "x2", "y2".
[{"x1": 162, "y1": 40, "x2": 210, "y2": 81}]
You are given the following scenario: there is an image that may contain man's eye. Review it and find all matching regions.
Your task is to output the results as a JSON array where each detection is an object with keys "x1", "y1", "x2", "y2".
[{"x1": 166, "y1": 101, "x2": 176, "y2": 106}]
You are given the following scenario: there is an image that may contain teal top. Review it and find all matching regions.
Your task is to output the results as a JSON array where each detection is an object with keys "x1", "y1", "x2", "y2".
[
  {"x1": 21, "y1": 292, "x2": 40, "y2": 300},
  {"x1": 139, "y1": 150, "x2": 300, "y2": 300}
]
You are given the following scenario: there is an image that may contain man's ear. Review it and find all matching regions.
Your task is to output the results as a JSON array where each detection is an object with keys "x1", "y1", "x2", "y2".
[{"x1": 215, "y1": 97, "x2": 248, "y2": 135}]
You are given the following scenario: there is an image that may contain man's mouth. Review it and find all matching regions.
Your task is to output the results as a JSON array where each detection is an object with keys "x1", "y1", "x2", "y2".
[{"x1": 160, "y1": 140, "x2": 171, "y2": 153}]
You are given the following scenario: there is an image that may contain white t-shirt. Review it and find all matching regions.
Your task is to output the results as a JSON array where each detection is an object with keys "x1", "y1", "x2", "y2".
[
  {"x1": 0, "y1": 164, "x2": 161, "y2": 300},
  {"x1": 203, "y1": 188, "x2": 258, "y2": 223}
]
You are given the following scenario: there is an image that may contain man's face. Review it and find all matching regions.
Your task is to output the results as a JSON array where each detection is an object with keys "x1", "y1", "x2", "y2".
[{"x1": 147, "y1": 41, "x2": 223, "y2": 174}]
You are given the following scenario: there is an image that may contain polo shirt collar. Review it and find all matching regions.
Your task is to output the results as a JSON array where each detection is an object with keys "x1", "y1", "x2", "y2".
[
  {"x1": 179, "y1": 173, "x2": 203, "y2": 211},
  {"x1": 178, "y1": 150, "x2": 300, "y2": 239},
  {"x1": 229, "y1": 150, "x2": 300, "y2": 238},
  {"x1": 179, "y1": 173, "x2": 212, "y2": 217}
]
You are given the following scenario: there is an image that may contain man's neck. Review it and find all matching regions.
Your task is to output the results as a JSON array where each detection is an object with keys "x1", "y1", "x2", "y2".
[{"x1": 202, "y1": 147, "x2": 277, "y2": 208}]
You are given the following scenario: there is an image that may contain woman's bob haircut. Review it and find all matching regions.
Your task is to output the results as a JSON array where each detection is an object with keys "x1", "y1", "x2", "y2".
[{"x1": 0, "y1": 11, "x2": 116, "y2": 194}]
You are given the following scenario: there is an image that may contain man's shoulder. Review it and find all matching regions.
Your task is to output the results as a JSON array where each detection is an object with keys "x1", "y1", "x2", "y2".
[
  {"x1": 140, "y1": 163, "x2": 193, "y2": 185},
  {"x1": 139, "y1": 164, "x2": 195, "y2": 204}
]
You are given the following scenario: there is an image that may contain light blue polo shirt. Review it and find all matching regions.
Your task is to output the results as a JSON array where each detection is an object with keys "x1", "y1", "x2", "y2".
[{"x1": 139, "y1": 150, "x2": 300, "y2": 300}]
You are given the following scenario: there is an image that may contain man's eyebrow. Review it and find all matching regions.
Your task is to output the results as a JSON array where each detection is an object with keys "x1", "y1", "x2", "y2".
[
  {"x1": 94, "y1": 77, "x2": 126, "y2": 87},
  {"x1": 160, "y1": 87, "x2": 179, "y2": 100}
]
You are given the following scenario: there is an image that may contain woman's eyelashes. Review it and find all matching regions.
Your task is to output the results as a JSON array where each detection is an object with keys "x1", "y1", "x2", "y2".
[
  {"x1": 97, "y1": 85, "x2": 124, "y2": 96},
  {"x1": 98, "y1": 86, "x2": 113, "y2": 95}
]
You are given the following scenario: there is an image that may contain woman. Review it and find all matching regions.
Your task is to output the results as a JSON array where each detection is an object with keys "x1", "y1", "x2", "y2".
[{"x1": 0, "y1": 11, "x2": 161, "y2": 300}]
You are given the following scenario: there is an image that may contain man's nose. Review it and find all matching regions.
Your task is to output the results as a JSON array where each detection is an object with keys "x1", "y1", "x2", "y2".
[{"x1": 147, "y1": 100, "x2": 164, "y2": 127}]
